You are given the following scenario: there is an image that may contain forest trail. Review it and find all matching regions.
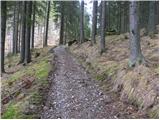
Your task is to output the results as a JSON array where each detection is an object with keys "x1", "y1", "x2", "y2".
[
  {"x1": 41, "y1": 46, "x2": 144, "y2": 119},
  {"x1": 41, "y1": 46, "x2": 112, "y2": 118}
]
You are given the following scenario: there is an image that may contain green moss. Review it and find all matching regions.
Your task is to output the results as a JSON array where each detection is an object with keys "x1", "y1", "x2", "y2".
[
  {"x1": 35, "y1": 61, "x2": 50, "y2": 79},
  {"x1": 2, "y1": 47, "x2": 53, "y2": 119},
  {"x1": 29, "y1": 92, "x2": 42, "y2": 105},
  {"x1": 2, "y1": 103, "x2": 20, "y2": 119},
  {"x1": 9, "y1": 70, "x2": 26, "y2": 82},
  {"x1": 95, "y1": 63, "x2": 118, "y2": 81},
  {"x1": 96, "y1": 74, "x2": 106, "y2": 81}
]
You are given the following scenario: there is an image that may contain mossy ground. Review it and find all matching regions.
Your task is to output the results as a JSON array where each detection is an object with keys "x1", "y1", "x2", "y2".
[
  {"x1": 1, "y1": 46, "x2": 54, "y2": 119},
  {"x1": 69, "y1": 30, "x2": 159, "y2": 118}
]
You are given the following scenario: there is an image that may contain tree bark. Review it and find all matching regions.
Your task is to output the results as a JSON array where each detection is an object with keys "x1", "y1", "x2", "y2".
[
  {"x1": 91, "y1": 1, "x2": 98, "y2": 45},
  {"x1": 120, "y1": 3, "x2": 125, "y2": 33},
  {"x1": 98, "y1": 3, "x2": 102, "y2": 34},
  {"x1": 24, "y1": 1, "x2": 32, "y2": 64},
  {"x1": 1, "y1": 1, "x2": 7, "y2": 74},
  {"x1": 129, "y1": 1, "x2": 144, "y2": 67},
  {"x1": 148, "y1": 1, "x2": 156, "y2": 37},
  {"x1": 100, "y1": 1, "x2": 106, "y2": 55},
  {"x1": 108, "y1": 2, "x2": 110, "y2": 31},
  {"x1": 31, "y1": 1, "x2": 36, "y2": 49},
  {"x1": 19, "y1": 1, "x2": 26, "y2": 63},
  {"x1": 80, "y1": 0, "x2": 84, "y2": 44},
  {"x1": 43, "y1": 1, "x2": 50, "y2": 47},
  {"x1": 13, "y1": 2, "x2": 19, "y2": 54},
  {"x1": 118, "y1": 2, "x2": 121, "y2": 34},
  {"x1": 18, "y1": 2, "x2": 21, "y2": 52},
  {"x1": 155, "y1": 1, "x2": 159, "y2": 26},
  {"x1": 59, "y1": 2, "x2": 64, "y2": 45}
]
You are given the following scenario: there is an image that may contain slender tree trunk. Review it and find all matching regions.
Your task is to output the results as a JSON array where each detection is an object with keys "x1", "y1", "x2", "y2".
[
  {"x1": 64, "y1": 18, "x2": 67, "y2": 45},
  {"x1": 129, "y1": 1, "x2": 144, "y2": 67},
  {"x1": 24, "y1": 1, "x2": 32, "y2": 64},
  {"x1": 118, "y1": 2, "x2": 121, "y2": 34},
  {"x1": 37, "y1": 24, "x2": 39, "y2": 42},
  {"x1": 13, "y1": 2, "x2": 19, "y2": 54},
  {"x1": 18, "y1": 2, "x2": 21, "y2": 53},
  {"x1": 12, "y1": 4, "x2": 16, "y2": 54},
  {"x1": 155, "y1": 2, "x2": 159, "y2": 26},
  {"x1": 19, "y1": 1, "x2": 26, "y2": 63},
  {"x1": 80, "y1": 0, "x2": 84, "y2": 44},
  {"x1": 43, "y1": 1, "x2": 50, "y2": 47},
  {"x1": 148, "y1": 1, "x2": 156, "y2": 37},
  {"x1": 98, "y1": 2, "x2": 102, "y2": 34},
  {"x1": 31, "y1": 1, "x2": 36, "y2": 49},
  {"x1": 121, "y1": 4, "x2": 125, "y2": 33},
  {"x1": 108, "y1": 2, "x2": 110, "y2": 31},
  {"x1": 18, "y1": 19, "x2": 21, "y2": 52},
  {"x1": 100, "y1": 1, "x2": 106, "y2": 55},
  {"x1": 119, "y1": 2, "x2": 121, "y2": 34},
  {"x1": 91, "y1": 1, "x2": 98, "y2": 45},
  {"x1": 59, "y1": 2, "x2": 64, "y2": 45},
  {"x1": 1, "y1": 1, "x2": 7, "y2": 74}
]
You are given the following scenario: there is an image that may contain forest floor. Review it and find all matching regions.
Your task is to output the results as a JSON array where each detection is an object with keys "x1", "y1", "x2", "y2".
[
  {"x1": 41, "y1": 46, "x2": 147, "y2": 119},
  {"x1": 69, "y1": 30, "x2": 159, "y2": 118},
  {"x1": 1, "y1": 47, "x2": 54, "y2": 119},
  {"x1": 1, "y1": 30, "x2": 159, "y2": 119}
]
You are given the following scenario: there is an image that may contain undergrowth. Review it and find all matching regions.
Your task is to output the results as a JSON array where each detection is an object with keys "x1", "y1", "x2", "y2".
[{"x1": 1, "y1": 47, "x2": 54, "y2": 119}]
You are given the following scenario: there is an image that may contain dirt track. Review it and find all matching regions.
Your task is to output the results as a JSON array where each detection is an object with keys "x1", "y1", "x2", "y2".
[{"x1": 41, "y1": 46, "x2": 147, "y2": 119}]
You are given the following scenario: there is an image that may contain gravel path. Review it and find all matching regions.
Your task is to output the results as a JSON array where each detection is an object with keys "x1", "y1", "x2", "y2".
[{"x1": 41, "y1": 46, "x2": 145, "y2": 119}]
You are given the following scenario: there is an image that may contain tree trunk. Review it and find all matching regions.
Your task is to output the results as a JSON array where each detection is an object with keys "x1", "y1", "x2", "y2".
[
  {"x1": 59, "y1": 2, "x2": 64, "y2": 45},
  {"x1": 155, "y1": 1, "x2": 159, "y2": 26},
  {"x1": 80, "y1": 0, "x2": 84, "y2": 44},
  {"x1": 120, "y1": 3, "x2": 125, "y2": 33},
  {"x1": 129, "y1": 1, "x2": 144, "y2": 67},
  {"x1": 98, "y1": 2, "x2": 102, "y2": 34},
  {"x1": 43, "y1": 1, "x2": 50, "y2": 47},
  {"x1": 100, "y1": 1, "x2": 106, "y2": 55},
  {"x1": 13, "y1": 2, "x2": 19, "y2": 54},
  {"x1": 31, "y1": 1, "x2": 36, "y2": 49},
  {"x1": 1, "y1": 1, "x2": 7, "y2": 74},
  {"x1": 18, "y1": 2, "x2": 21, "y2": 53},
  {"x1": 18, "y1": 18, "x2": 21, "y2": 52},
  {"x1": 118, "y1": 2, "x2": 121, "y2": 34},
  {"x1": 19, "y1": 1, "x2": 26, "y2": 63},
  {"x1": 148, "y1": 1, "x2": 156, "y2": 37},
  {"x1": 91, "y1": 1, "x2": 98, "y2": 45},
  {"x1": 24, "y1": 1, "x2": 32, "y2": 64},
  {"x1": 108, "y1": 2, "x2": 110, "y2": 31}
]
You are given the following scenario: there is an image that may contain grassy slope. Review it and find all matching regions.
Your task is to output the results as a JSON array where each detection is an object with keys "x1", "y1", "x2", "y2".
[
  {"x1": 1, "y1": 47, "x2": 54, "y2": 119},
  {"x1": 69, "y1": 32, "x2": 159, "y2": 118}
]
